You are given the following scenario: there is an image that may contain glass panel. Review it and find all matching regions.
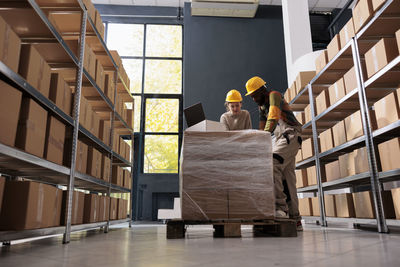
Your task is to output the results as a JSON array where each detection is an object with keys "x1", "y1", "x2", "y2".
[
  {"x1": 144, "y1": 60, "x2": 182, "y2": 94},
  {"x1": 107, "y1": 24, "x2": 144, "y2": 56},
  {"x1": 122, "y1": 59, "x2": 143, "y2": 94},
  {"x1": 146, "y1": 25, "x2": 182, "y2": 58},
  {"x1": 133, "y1": 96, "x2": 141, "y2": 132},
  {"x1": 144, "y1": 135, "x2": 178, "y2": 173},
  {"x1": 145, "y1": 98, "x2": 179, "y2": 133}
]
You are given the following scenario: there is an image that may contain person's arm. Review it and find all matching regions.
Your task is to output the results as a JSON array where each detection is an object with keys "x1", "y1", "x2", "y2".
[
  {"x1": 264, "y1": 91, "x2": 282, "y2": 133},
  {"x1": 259, "y1": 107, "x2": 267, "y2": 130},
  {"x1": 220, "y1": 114, "x2": 230, "y2": 130}
]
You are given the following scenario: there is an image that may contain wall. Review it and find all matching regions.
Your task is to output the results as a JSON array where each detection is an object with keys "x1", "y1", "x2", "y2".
[{"x1": 184, "y1": 3, "x2": 287, "y2": 128}]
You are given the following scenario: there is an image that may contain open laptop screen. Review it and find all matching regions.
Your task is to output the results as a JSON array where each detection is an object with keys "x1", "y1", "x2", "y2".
[{"x1": 184, "y1": 102, "x2": 205, "y2": 128}]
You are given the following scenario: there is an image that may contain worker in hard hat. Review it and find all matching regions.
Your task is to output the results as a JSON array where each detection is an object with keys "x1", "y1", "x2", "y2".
[
  {"x1": 220, "y1": 89, "x2": 252, "y2": 130},
  {"x1": 245, "y1": 76, "x2": 303, "y2": 230}
]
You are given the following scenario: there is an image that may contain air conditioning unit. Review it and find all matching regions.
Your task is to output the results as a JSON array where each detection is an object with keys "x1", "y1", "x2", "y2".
[{"x1": 191, "y1": 0, "x2": 259, "y2": 18}]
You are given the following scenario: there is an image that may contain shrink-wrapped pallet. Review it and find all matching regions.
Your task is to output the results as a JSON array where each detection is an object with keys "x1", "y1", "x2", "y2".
[{"x1": 180, "y1": 130, "x2": 274, "y2": 220}]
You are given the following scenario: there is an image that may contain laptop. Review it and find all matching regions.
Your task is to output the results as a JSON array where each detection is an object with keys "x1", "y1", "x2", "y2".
[{"x1": 184, "y1": 102, "x2": 206, "y2": 128}]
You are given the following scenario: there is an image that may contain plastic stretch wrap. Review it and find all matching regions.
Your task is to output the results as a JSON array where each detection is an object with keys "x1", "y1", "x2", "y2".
[{"x1": 180, "y1": 130, "x2": 274, "y2": 221}]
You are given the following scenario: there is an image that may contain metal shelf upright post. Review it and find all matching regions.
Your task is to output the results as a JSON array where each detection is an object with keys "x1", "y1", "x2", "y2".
[
  {"x1": 351, "y1": 37, "x2": 389, "y2": 233},
  {"x1": 63, "y1": 5, "x2": 87, "y2": 244},
  {"x1": 307, "y1": 83, "x2": 327, "y2": 226}
]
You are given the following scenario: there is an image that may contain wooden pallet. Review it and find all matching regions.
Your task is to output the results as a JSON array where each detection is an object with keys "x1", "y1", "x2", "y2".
[{"x1": 166, "y1": 219, "x2": 297, "y2": 239}]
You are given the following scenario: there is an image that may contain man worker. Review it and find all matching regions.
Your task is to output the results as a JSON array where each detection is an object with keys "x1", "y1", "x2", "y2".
[{"x1": 245, "y1": 76, "x2": 303, "y2": 230}]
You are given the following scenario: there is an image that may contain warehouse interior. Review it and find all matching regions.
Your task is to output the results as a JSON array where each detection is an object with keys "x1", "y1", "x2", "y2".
[{"x1": 0, "y1": 0, "x2": 400, "y2": 266}]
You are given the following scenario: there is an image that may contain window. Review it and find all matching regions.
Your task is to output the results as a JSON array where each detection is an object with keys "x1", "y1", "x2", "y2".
[{"x1": 106, "y1": 23, "x2": 182, "y2": 174}]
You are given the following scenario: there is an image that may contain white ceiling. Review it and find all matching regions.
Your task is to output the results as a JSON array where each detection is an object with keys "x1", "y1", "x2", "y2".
[{"x1": 91, "y1": 0, "x2": 352, "y2": 12}]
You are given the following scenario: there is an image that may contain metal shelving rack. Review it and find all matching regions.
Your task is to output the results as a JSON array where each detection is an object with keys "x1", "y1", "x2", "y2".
[
  {"x1": 291, "y1": 0, "x2": 400, "y2": 233},
  {"x1": 0, "y1": 0, "x2": 134, "y2": 244}
]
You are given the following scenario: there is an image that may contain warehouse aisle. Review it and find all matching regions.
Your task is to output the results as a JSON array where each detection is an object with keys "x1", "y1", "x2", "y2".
[{"x1": 1, "y1": 223, "x2": 399, "y2": 267}]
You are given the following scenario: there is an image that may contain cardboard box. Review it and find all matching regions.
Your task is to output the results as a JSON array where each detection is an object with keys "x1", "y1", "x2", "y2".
[
  {"x1": 325, "y1": 160, "x2": 341, "y2": 181},
  {"x1": 353, "y1": 147, "x2": 370, "y2": 174},
  {"x1": 16, "y1": 98, "x2": 48, "y2": 158},
  {"x1": 332, "y1": 120, "x2": 347, "y2": 147},
  {"x1": 327, "y1": 34, "x2": 341, "y2": 61},
  {"x1": 104, "y1": 73, "x2": 115, "y2": 103},
  {"x1": 83, "y1": 194, "x2": 99, "y2": 223},
  {"x1": 397, "y1": 29, "x2": 400, "y2": 54},
  {"x1": 100, "y1": 155, "x2": 110, "y2": 182},
  {"x1": 110, "y1": 51, "x2": 123, "y2": 69},
  {"x1": 345, "y1": 110, "x2": 363, "y2": 141},
  {"x1": 95, "y1": 60, "x2": 105, "y2": 91},
  {"x1": 113, "y1": 133, "x2": 119, "y2": 154},
  {"x1": 392, "y1": 187, "x2": 400, "y2": 219},
  {"x1": 315, "y1": 50, "x2": 328, "y2": 73},
  {"x1": 112, "y1": 166, "x2": 123, "y2": 186},
  {"x1": 99, "y1": 120, "x2": 111, "y2": 146},
  {"x1": 339, "y1": 152, "x2": 356, "y2": 178},
  {"x1": 316, "y1": 89, "x2": 330, "y2": 115},
  {"x1": 302, "y1": 138, "x2": 314, "y2": 159},
  {"x1": 124, "y1": 170, "x2": 131, "y2": 188},
  {"x1": 339, "y1": 18, "x2": 355, "y2": 49},
  {"x1": 61, "y1": 190, "x2": 85, "y2": 225},
  {"x1": 84, "y1": 44, "x2": 96, "y2": 79},
  {"x1": 78, "y1": 95, "x2": 88, "y2": 128},
  {"x1": 378, "y1": 138, "x2": 400, "y2": 172},
  {"x1": 228, "y1": 190, "x2": 274, "y2": 220},
  {"x1": 82, "y1": 0, "x2": 96, "y2": 21},
  {"x1": 119, "y1": 137, "x2": 126, "y2": 158},
  {"x1": 284, "y1": 88, "x2": 291, "y2": 103},
  {"x1": 117, "y1": 198, "x2": 127, "y2": 220},
  {"x1": 353, "y1": 191, "x2": 395, "y2": 219},
  {"x1": 295, "y1": 149, "x2": 302, "y2": 163},
  {"x1": 328, "y1": 78, "x2": 346, "y2": 105},
  {"x1": 95, "y1": 10, "x2": 105, "y2": 39},
  {"x1": 373, "y1": 92, "x2": 400, "y2": 129},
  {"x1": 295, "y1": 112, "x2": 305, "y2": 125},
  {"x1": 0, "y1": 16, "x2": 21, "y2": 72},
  {"x1": 49, "y1": 73, "x2": 72, "y2": 116},
  {"x1": 87, "y1": 147, "x2": 102, "y2": 179},
  {"x1": 19, "y1": 44, "x2": 51, "y2": 98},
  {"x1": 42, "y1": 186, "x2": 63, "y2": 228},
  {"x1": 311, "y1": 197, "x2": 320, "y2": 216},
  {"x1": 307, "y1": 166, "x2": 317, "y2": 186},
  {"x1": 304, "y1": 104, "x2": 311, "y2": 124},
  {"x1": 182, "y1": 190, "x2": 228, "y2": 220},
  {"x1": 0, "y1": 80, "x2": 22, "y2": 147},
  {"x1": 372, "y1": 0, "x2": 387, "y2": 12},
  {"x1": 44, "y1": 116, "x2": 66, "y2": 165},
  {"x1": 76, "y1": 140, "x2": 88, "y2": 174},
  {"x1": 90, "y1": 111, "x2": 100, "y2": 137},
  {"x1": 98, "y1": 196, "x2": 110, "y2": 222},
  {"x1": 325, "y1": 194, "x2": 337, "y2": 217},
  {"x1": 320, "y1": 128, "x2": 334, "y2": 153},
  {"x1": 0, "y1": 177, "x2": 4, "y2": 215},
  {"x1": 335, "y1": 193, "x2": 355, "y2": 218},
  {"x1": 110, "y1": 197, "x2": 118, "y2": 220},
  {"x1": 295, "y1": 71, "x2": 315, "y2": 94},
  {"x1": 365, "y1": 38, "x2": 399, "y2": 78},
  {"x1": 298, "y1": 198, "x2": 312, "y2": 216},
  {"x1": 353, "y1": 0, "x2": 374, "y2": 33},
  {"x1": 398, "y1": 87, "x2": 400, "y2": 110},
  {"x1": 343, "y1": 67, "x2": 358, "y2": 95},
  {"x1": 0, "y1": 181, "x2": 57, "y2": 230}
]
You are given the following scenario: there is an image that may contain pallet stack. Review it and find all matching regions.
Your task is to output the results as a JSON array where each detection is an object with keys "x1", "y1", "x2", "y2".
[{"x1": 290, "y1": 0, "x2": 400, "y2": 226}]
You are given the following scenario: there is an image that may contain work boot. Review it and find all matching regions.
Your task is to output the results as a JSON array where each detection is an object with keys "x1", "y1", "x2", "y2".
[
  {"x1": 297, "y1": 220, "x2": 303, "y2": 231},
  {"x1": 275, "y1": 210, "x2": 289, "y2": 219}
]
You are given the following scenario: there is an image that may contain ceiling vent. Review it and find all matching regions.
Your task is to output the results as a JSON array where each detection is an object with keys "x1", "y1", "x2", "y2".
[{"x1": 191, "y1": 0, "x2": 259, "y2": 18}]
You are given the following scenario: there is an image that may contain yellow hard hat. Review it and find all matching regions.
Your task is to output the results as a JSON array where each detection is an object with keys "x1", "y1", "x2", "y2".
[
  {"x1": 245, "y1": 76, "x2": 266, "y2": 96},
  {"x1": 225, "y1": 89, "x2": 242, "y2": 102}
]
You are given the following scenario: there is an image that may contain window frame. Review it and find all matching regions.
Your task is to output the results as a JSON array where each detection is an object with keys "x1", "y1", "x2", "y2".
[{"x1": 105, "y1": 22, "x2": 183, "y2": 174}]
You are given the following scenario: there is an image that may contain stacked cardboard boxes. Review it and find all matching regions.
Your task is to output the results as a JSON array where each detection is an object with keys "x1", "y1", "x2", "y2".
[{"x1": 180, "y1": 130, "x2": 274, "y2": 220}]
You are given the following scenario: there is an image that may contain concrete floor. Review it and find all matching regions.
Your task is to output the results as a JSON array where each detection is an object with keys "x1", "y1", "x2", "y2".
[{"x1": 1, "y1": 223, "x2": 400, "y2": 267}]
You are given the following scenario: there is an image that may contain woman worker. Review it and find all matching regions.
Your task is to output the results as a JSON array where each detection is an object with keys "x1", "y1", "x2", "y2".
[{"x1": 220, "y1": 89, "x2": 252, "y2": 130}]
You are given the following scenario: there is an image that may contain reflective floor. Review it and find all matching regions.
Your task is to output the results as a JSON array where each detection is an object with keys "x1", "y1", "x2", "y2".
[{"x1": 1, "y1": 223, "x2": 400, "y2": 267}]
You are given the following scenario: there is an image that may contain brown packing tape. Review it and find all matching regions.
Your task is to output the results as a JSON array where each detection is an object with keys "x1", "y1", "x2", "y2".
[
  {"x1": 37, "y1": 184, "x2": 44, "y2": 227},
  {"x1": 3, "y1": 24, "x2": 9, "y2": 64}
]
